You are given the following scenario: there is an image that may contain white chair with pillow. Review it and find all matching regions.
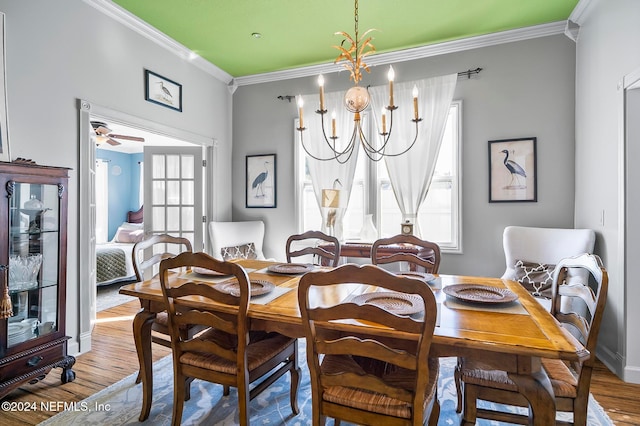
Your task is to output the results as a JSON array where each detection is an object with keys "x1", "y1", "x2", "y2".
[
  {"x1": 208, "y1": 220, "x2": 268, "y2": 261},
  {"x1": 502, "y1": 225, "x2": 596, "y2": 310}
]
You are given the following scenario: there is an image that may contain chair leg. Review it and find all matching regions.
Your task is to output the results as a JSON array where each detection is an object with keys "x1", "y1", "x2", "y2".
[
  {"x1": 184, "y1": 377, "x2": 193, "y2": 401},
  {"x1": 223, "y1": 385, "x2": 230, "y2": 396},
  {"x1": 135, "y1": 370, "x2": 142, "y2": 384},
  {"x1": 461, "y1": 382, "x2": 478, "y2": 426},
  {"x1": 172, "y1": 372, "x2": 186, "y2": 426},
  {"x1": 454, "y1": 357, "x2": 463, "y2": 413},
  {"x1": 238, "y1": 377, "x2": 250, "y2": 426},
  {"x1": 428, "y1": 399, "x2": 440, "y2": 426},
  {"x1": 289, "y1": 344, "x2": 301, "y2": 414}
]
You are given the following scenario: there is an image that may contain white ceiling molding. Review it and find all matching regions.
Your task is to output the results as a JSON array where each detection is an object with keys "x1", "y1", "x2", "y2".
[
  {"x1": 564, "y1": 20, "x2": 580, "y2": 42},
  {"x1": 233, "y1": 21, "x2": 568, "y2": 86},
  {"x1": 85, "y1": 0, "x2": 567, "y2": 88},
  {"x1": 83, "y1": 0, "x2": 233, "y2": 85},
  {"x1": 569, "y1": 0, "x2": 595, "y2": 25}
]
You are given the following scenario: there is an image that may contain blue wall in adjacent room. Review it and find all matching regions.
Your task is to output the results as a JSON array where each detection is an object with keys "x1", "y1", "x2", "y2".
[{"x1": 96, "y1": 149, "x2": 144, "y2": 239}]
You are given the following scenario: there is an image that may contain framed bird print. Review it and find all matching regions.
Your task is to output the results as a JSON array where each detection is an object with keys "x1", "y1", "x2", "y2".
[
  {"x1": 246, "y1": 154, "x2": 277, "y2": 208},
  {"x1": 488, "y1": 137, "x2": 537, "y2": 202},
  {"x1": 144, "y1": 69, "x2": 182, "y2": 112}
]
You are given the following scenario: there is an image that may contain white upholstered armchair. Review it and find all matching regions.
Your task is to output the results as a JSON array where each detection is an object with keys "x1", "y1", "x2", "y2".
[
  {"x1": 208, "y1": 221, "x2": 267, "y2": 261},
  {"x1": 502, "y1": 225, "x2": 596, "y2": 309}
]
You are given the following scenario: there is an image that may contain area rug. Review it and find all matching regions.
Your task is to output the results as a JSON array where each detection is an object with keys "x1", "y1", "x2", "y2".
[
  {"x1": 40, "y1": 341, "x2": 613, "y2": 426},
  {"x1": 96, "y1": 283, "x2": 135, "y2": 312}
]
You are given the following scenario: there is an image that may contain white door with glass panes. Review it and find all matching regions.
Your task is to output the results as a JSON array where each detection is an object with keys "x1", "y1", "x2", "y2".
[{"x1": 144, "y1": 146, "x2": 204, "y2": 253}]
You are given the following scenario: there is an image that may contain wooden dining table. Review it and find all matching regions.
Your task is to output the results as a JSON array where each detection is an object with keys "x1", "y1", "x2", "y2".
[{"x1": 119, "y1": 259, "x2": 587, "y2": 425}]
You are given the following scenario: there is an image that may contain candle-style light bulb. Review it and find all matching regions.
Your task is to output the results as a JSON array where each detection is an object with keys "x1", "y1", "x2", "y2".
[
  {"x1": 412, "y1": 85, "x2": 419, "y2": 120},
  {"x1": 331, "y1": 110, "x2": 337, "y2": 137},
  {"x1": 387, "y1": 66, "x2": 395, "y2": 107},
  {"x1": 381, "y1": 108, "x2": 387, "y2": 134},
  {"x1": 318, "y1": 74, "x2": 325, "y2": 111},
  {"x1": 297, "y1": 96, "x2": 304, "y2": 128}
]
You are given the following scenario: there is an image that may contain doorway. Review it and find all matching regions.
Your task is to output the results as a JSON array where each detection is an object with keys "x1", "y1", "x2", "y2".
[{"x1": 77, "y1": 99, "x2": 214, "y2": 354}]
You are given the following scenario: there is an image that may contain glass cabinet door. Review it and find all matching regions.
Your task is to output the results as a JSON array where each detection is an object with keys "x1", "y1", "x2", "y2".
[{"x1": 7, "y1": 181, "x2": 60, "y2": 347}]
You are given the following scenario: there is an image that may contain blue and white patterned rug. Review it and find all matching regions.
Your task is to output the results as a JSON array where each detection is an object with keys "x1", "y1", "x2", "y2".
[{"x1": 41, "y1": 341, "x2": 613, "y2": 425}]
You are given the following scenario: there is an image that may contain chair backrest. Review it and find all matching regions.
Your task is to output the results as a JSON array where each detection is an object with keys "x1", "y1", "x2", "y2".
[
  {"x1": 285, "y1": 230, "x2": 340, "y2": 266},
  {"x1": 158, "y1": 252, "x2": 250, "y2": 369},
  {"x1": 208, "y1": 221, "x2": 266, "y2": 260},
  {"x1": 298, "y1": 264, "x2": 438, "y2": 423},
  {"x1": 132, "y1": 234, "x2": 193, "y2": 281},
  {"x1": 371, "y1": 234, "x2": 441, "y2": 273},
  {"x1": 502, "y1": 226, "x2": 595, "y2": 280},
  {"x1": 550, "y1": 253, "x2": 608, "y2": 374}
]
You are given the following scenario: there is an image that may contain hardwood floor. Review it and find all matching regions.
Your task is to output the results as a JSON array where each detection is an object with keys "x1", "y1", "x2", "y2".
[{"x1": 2, "y1": 299, "x2": 640, "y2": 425}]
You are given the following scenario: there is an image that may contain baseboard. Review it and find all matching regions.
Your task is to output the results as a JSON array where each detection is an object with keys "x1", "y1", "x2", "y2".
[
  {"x1": 624, "y1": 364, "x2": 640, "y2": 384},
  {"x1": 596, "y1": 345, "x2": 624, "y2": 377}
]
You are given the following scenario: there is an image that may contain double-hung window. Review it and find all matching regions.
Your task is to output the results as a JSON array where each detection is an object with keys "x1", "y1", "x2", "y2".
[{"x1": 296, "y1": 100, "x2": 461, "y2": 253}]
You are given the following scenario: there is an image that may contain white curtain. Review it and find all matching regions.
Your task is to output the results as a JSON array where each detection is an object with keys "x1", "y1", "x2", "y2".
[
  {"x1": 369, "y1": 74, "x2": 457, "y2": 237},
  {"x1": 299, "y1": 91, "x2": 360, "y2": 240}
]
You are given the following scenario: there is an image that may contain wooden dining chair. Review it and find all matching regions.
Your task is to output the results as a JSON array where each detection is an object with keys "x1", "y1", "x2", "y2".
[
  {"x1": 159, "y1": 251, "x2": 300, "y2": 426},
  {"x1": 131, "y1": 234, "x2": 203, "y2": 392},
  {"x1": 371, "y1": 234, "x2": 441, "y2": 274},
  {"x1": 298, "y1": 263, "x2": 440, "y2": 426},
  {"x1": 286, "y1": 230, "x2": 341, "y2": 267},
  {"x1": 455, "y1": 253, "x2": 608, "y2": 426}
]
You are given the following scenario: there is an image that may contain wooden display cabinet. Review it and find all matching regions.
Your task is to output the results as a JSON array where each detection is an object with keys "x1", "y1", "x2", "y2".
[{"x1": 0, "y1": 160, "x2": 75, "y2": 399}]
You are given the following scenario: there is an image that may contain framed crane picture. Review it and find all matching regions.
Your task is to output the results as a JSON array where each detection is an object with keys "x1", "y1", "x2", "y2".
[
  {"x1": 144, "y1": 69, "x2": 182, "y2": 112},
  {"x1": 488, "y1": 137, "x2": 537, "y2": 202},
  {"x1": 246, "y1": 154, "x2": 277, "y2": 208}
]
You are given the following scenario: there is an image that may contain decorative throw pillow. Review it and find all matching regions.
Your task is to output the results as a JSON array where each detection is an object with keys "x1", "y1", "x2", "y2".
[
  {"x1": 113, "y1": 227, "x2": 145, "y2": 243},
  {"x1": 221, "y1": 242, "x2": 258, "y2": 261},
  {"x1": 513, "y1": 260, "x2": 556, "y2": 298}
]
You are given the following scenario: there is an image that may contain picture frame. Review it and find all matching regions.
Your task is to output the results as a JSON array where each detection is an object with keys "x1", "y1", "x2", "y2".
[
  {"x1": 246, "y1": 154, "x2": 277, "y2": 208},
  {"x1": 488, "y1": 137, "x2": 537, "y2": 202},
  {"x1": 0, "y1": 12, "x2": 10, "y2": 162},
  {"x1": 144, "y1": 69, "x2": 182, "y2": 112}
]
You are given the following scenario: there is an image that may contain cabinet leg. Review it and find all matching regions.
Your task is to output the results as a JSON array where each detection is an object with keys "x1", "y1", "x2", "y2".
[{"x1": 60, "y1": 355, "x2": 76, "y2": 384}]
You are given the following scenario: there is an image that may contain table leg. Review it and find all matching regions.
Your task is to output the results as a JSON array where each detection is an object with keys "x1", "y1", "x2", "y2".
[
  {"x1": 508, "y1": 366, "x2": 556, "y2": 426},
  {"x1": 133, "y1": 309, "x2": 156, "y2": 422}
]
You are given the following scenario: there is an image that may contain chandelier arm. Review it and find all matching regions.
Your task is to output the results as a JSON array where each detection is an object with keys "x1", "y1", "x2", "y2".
[
  {"x1": 318, "y1": 111, "x2": 354, "y2": 157},
  {"x1": 374, "y1": 119, "x2": 422, "y2": 158},
  {"x1": 298, "y1": 126, "x2": 357, "y2": 163}
]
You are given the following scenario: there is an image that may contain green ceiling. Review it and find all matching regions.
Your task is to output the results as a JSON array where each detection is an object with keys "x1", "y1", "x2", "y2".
[{"x1": 112, "y1": 0, "x2": 578, "y2": 78}]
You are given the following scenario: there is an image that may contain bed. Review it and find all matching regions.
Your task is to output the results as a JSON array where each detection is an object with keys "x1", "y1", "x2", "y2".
[{"x1": 96, "y1": 206, "x2": 143, "y2": 286}]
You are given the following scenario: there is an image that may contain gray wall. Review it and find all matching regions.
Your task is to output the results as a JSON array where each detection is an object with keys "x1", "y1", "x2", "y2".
[
  {"x1": 232, "y1": 34, "x2": 577, "y2": 277},
  {"x1": 0, "y1": 0, "x2": 233, "y2": 354},
  {"x1": 573, "y1": 0, "x2": 640, "y2": 382}
]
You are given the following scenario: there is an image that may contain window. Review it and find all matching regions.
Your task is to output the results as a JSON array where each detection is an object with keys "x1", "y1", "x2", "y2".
[{"x1": 296, "y1": 101, "x2": 461, "y2": 252}]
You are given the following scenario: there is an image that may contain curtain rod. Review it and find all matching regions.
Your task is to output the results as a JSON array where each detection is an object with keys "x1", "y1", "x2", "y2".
[
  {"x1": 278, "y1": 67, "x2": 482, "y2": 101},
  {"x1": 458, "y1": 67, "x2": 482, "y2": 79}
]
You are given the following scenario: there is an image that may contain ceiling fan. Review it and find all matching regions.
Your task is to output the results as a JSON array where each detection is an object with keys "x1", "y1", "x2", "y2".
[{"x1": 91, "y1": 121, "x2": 145, "y2": 146}]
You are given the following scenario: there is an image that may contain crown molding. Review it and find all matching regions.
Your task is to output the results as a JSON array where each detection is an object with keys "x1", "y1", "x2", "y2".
[
  {"x1": 233, "y1": 21, "x2": 568, "y2": 87},
  {"x1": 569, "y1": 0, "x2": 595, "y2": 25},
  {"x1": 83, "y1": 0, "x2": 233, "y2": 85},
  {"x1": 84, "y1": 0, "x2": 567, "y2": 88}
]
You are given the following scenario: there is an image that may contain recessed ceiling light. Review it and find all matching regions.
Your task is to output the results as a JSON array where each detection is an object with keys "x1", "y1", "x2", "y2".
[{"x1": 251, "y1": 32, "x2": 262, "y2": 39}]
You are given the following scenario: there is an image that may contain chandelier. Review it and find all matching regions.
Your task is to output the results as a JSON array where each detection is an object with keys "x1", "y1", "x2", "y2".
[{"x1": 296, "y1": 0, "x2": 422, "y2": 163}]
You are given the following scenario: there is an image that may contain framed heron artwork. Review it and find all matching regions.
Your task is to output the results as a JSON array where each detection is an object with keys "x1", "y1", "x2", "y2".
[
  {"x1": 144, "y1": 69, "x2": 182, "y2": 112},
  {"x1": 246, "y1": 154, "x2": 277, "y2": 208},
  {"x1": 488, "y1": 137, "x2": 537, "y2": 202}
]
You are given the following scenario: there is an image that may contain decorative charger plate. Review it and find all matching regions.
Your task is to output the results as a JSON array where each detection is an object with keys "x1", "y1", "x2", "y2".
[
  {"x1": 267, "y1": 263, "x2": 314, "y2": 275},
  {"x1": 192, "y1": 266, "x2": 228, "y2": 277},
  {"x1": 214, "y1": 278, "x2": 275, "y2": 297},
  {"x1": 350, "y1": 292, "x2": 423, "y2": 316},
  {"x1": 443, "y1": 284, "x2": 518, "y2": 305},
  {"x1": 397, "y1": 271, "x2": 435, "y2": 282}
]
